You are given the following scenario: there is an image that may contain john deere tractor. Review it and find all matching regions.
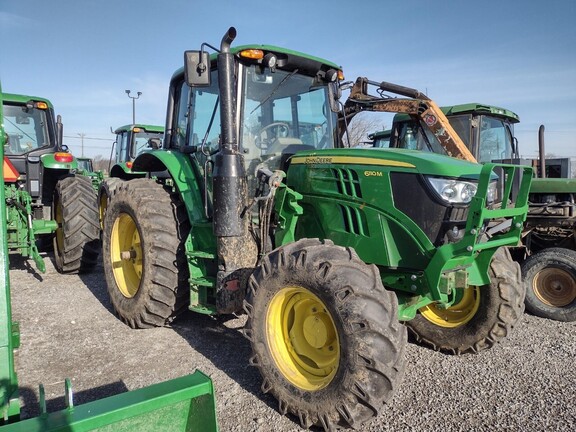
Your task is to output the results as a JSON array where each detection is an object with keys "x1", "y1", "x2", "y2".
[
  {"x1": 98, "y1": 124, "x2": 164, "y2": 227},
  {"x1": 2, "y1": 93, "x2": 100, "y2": 273},
  {"x1": 384, "y1": 102, "x2": 576, "y2": 321},
  {"x1": 101, "y1": 28, "x2": 531, "y2": 430}
]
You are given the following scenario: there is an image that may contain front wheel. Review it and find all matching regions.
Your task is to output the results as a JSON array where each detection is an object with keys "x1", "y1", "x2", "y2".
[
  {"x1": 53, "y1": 175, "x2": 100, "y2": 273},
  {"x1": 521, "y1": 248, "x2": 576, "y2": 322},
  {"x1": 244, "y1": 239, "x2": 407, "y2": 430},
  {"x1": 406, "y1": 246, "x2": 524, "y2": 354}
]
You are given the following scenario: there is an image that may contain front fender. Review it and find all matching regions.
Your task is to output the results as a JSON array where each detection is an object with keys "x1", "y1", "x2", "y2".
[{"x1": 132, "y1": 150, "x2": 207, "y2": 223}]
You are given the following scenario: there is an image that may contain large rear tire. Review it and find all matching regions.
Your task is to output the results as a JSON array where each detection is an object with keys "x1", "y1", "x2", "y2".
[
  {"x1": 521, "y1": 247, "x2": 576, "y2": 322},
  {"x1": 52, "y1": 175, "x2": 100, "y2": 273},
  {"x1": 406, "y1": 246, "x2": 524, "y2": 354},
  {"x1": 102, "y1": 178, "x2": 190, "y2": 328},
  {"x1": 244, "y1": 238, "x2": 407, "y2": 430}
]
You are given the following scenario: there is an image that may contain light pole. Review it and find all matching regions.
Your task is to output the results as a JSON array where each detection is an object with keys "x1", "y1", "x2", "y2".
[
  {"x1": 77, "y1": 133, "x2": 86, "y2": 157},
  {"x1": 125, "y1": 90, "x2": 142, "y2": 125}
]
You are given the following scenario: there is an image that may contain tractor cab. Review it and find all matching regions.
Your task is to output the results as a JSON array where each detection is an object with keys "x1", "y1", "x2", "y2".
[
  {"x1": 387, "y1": 103, "x2": 520, "y2": 163},
  {"x1": 163, "y1": 45, "x2": 341, "y2": 196},
  {"x1": 2, "y1": 93, "x2": 76, "y2": 217},
  {"x1": 110, "y1": 124, "x2": 164, "y2": 177}
]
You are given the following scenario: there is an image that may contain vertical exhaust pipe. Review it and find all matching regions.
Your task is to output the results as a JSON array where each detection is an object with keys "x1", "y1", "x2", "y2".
[
  {"x1": 56, "y1": 114, "x2": 64, "y2": 150},
  {"x1": 212, "y1": 27, "x2": 258, "y2": 313},
  {"x1": 213, "y1": 26, "x2": 243, "y2": 237},
  {"x1": 538, "y1": 124, "x2": 546, "y2": 178}
]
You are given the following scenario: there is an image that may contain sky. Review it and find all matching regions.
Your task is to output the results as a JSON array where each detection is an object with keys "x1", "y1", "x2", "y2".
[{"x1": 1, "y1": 0, "x2": 575, "y2": 159}]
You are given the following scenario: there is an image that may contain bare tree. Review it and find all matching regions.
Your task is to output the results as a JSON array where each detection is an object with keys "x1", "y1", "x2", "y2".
[
  {"x1": 341, "y1": 112, "x2": 388, "y2": 147},
  {"x1": 92, "y1": 155, "x2": 110, "y2": 174}
]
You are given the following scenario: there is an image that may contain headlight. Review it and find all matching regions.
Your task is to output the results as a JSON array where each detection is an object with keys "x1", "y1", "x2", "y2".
[
  {"x1": 426, "y1": 176, "x2": 498, "y2": 205},
  {"x1": 426, "y1": 177, "x2": 478, "y2": 204},
  {"x1": 486, "y1": 180, "x2": 498, "y2": 204}
]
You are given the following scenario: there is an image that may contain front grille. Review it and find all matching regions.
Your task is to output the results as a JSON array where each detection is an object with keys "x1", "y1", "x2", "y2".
[{"x1": 331, "y1": 168, "x2": 362, "y2": 199}]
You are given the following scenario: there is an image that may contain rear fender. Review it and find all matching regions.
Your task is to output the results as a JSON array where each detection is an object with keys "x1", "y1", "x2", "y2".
[{"x1": 132, "y1": 151, "x2": 206, "y2": 223}]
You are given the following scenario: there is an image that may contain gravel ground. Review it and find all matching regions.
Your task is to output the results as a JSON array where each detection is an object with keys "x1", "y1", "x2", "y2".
[{"x1": 8, "y1": 252, "x2": 576, "y2": 431}]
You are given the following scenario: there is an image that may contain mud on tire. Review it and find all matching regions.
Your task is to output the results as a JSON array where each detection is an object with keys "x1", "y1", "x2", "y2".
[
  {"x1": 102, "y1": 178, "x2": 190, "y2": 328},
  {"x1": 243, "y1": 238, "x2": 407, "y2": 430}
]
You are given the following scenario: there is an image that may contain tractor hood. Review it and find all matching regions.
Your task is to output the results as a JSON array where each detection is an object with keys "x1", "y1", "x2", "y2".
[{"x1": 288, "y1": 147, "x2": 486, "y2": 180}]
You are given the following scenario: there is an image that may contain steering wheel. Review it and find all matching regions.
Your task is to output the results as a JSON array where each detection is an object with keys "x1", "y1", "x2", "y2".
[{"x1": 256, "y1": 122, "x2": 290, "y2": 148}]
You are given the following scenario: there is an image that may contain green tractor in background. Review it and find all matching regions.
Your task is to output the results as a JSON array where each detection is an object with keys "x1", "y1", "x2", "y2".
[
  {"x1": 76, "y1": 156, "x2": 104, "y2": 193},
  {"x1": 0, "y1": 80, "x2": 218, "y2": 432},
  {"x1": 100, "y1": 28, "x2": 531, "y2": 430},
  {"x1": 98, "y1": 124, "x2": 163, "y2": 227},
  {"x1": 2, "y1": 93, "x2": 100, "y2": 273},
  {"x1": 381, "y1": 102, "x2": 576, "y2": 321}
]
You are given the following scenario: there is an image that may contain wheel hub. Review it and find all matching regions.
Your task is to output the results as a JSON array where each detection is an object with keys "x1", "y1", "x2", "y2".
[
  {"x1": 533, "y1": 267, "x2": 576, "y2": 307},
  {"x1": 110, "y1": 213, "x2": 143, "y2": 298},
  {"x1": 266, "y1": 286, "x2": 340, "y2": 391}
]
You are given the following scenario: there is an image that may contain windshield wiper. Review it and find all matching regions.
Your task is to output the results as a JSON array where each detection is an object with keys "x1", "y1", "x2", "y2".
[{"x1": 250, "y1": 69, "x2": 298, "y2": 115}]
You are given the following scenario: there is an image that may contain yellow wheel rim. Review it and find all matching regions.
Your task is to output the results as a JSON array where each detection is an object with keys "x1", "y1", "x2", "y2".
[
  {"x1": 533, "y1": 268, "x2": 576, "y2": 307},
  {"x1": 110, "y1": 213, "x2": 142, "y2": 298},
  {"x1": 99, "y1": 192, "x2": 108, "y2": 230},
  {"x1": 420, "y1": 286, "x2": 480, "y2": 328},
  {"x1": 266, "y1": 287, "x2": 339, "y2": 391}
]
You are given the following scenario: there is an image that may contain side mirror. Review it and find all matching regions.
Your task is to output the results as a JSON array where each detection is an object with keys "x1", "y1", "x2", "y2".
[
  {"x1": 184, "y1": 50, "x2": 211, "y2": 87},
  {"x1": 328, "y1": 82, "x2": 340, "y2": 113}
]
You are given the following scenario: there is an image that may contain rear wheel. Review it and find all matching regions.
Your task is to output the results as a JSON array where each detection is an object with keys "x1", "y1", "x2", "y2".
[
  {"x1": 52, "y1": 175, "x2": 100, "y2": 273},
  {"x1": 244, "y1": 239, "x2": 407, "y2": 430},
  {"x1": 406, "y1": 246, "x2": 524, "y2": 354},
  {"x1": 521, "y1": 248, "x2": 576, "y2": 322},
  {"x1": 102, "y1": 178, "x2": 190, "y2": 328}
]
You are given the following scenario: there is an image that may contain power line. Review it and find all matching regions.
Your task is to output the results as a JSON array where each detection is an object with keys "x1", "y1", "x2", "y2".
[{"x1": 63, "y1": 135, "x2": 111, "y2": 141}]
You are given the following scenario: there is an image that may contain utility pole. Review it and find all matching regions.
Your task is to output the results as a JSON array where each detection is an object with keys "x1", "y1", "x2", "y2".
[
  {"x1": 77, "y1": 133, "x2": 86, "y2": 157},
  {"x1": 125, "y1": 90, "x2": 142, "y2": 125}
]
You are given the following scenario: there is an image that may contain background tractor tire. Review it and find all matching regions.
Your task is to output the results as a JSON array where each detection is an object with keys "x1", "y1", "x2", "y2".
[
  {"x1": 102, "y1": 178, "x2": 190, "y2": 328},
  {"x1": 244, "y1": 238, "x2": 407, "y2": 430},
  {"x1": 521, "y1": 247, "x2": 576, "y2": 322},
  {"x1": 406, "y1": 246, "x2": 524, "y2": 355},
  {"x1": 52, "y1": 175, "x2": 100, "y2": 273},
  {"x1": 98, "y1": 177, "x2": 124, "y2": 229}
]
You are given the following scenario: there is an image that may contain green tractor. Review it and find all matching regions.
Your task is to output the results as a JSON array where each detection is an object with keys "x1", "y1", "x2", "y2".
[
  {"x1": 98, "y1": 124, "x2": 164, "y2": 226},
  {"x1": 2, "y1": 93, "x2": 100, "y2": 273},
  {"x1": 101, "y1": 28, "x2": 531, "y2": 429},
  {"x1": 0, "y1": 81, "x2": 218, "y2": 432},
  {"x1": 76, "y1": 157, "x2": 104, "y2": 193},
  {"x1": 383, "y1": 102, "x2": 576, "y2": 321}
]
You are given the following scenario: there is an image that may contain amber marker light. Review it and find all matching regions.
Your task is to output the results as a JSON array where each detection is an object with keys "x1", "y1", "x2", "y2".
[
  {"x1": 132, "y1": 127, "x2": 141, "y2": 133},
  {"x1": 35, "y1": 102, "x2": 48, "y2": 109},
  {"x1": 239, "y1": 49, "x2": 264, "y2": 60}
]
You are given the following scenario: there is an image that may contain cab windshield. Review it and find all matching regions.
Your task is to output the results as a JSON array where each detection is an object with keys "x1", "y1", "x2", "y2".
[
  {"x1": 240, "y1": 65, "x2": 337, "y2": 164},
  {"x1": 3, "y1": 103, "x2": 52, "y2": 155},
  {"x1": 476, "y1": 115, "x2": 514, "y2": 162},
  {"x1": 133, "y1": 131, "x2": 163, "y2": 156},
  {"x1": 394, "y1": 120, "x2": 446, "y2": 154}
]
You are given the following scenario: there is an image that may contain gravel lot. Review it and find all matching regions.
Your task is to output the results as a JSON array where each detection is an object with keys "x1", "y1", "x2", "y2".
[{"x1": 9, "y1": 252, "x2": 576, "y2": 431}]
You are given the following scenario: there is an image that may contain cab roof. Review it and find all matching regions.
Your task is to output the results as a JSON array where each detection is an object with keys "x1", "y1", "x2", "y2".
[
  {"x1": 2, "y1": 92, "x2": 54, "y2": 109},
  {"x1": 114, "y1": 124, "x2": 165, "y2": 134}
]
